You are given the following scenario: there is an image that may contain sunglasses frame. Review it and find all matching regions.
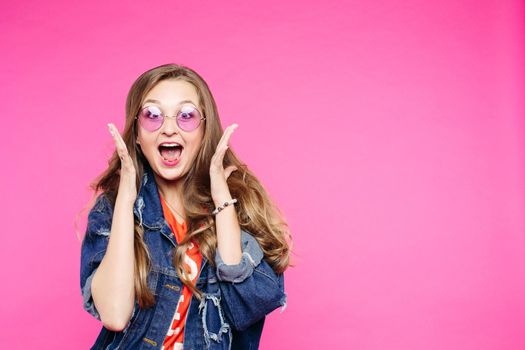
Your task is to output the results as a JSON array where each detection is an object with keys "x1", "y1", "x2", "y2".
[{"x1": 134, "y1": 104, "x2": 206, "y2": 132}]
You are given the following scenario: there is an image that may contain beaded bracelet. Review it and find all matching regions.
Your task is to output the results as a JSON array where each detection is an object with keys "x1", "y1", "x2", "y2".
[{"x1": 212, "y1": 198, "x2": 238, "y2": 215}]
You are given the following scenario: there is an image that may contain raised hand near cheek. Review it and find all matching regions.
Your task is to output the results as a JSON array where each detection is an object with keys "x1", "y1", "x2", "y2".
[
  {"x1": 210, "y1": 123, "x2": 239, "y2": 205},
  {"x1": 107, "y1": 123, "x2": 137, "y2": 203}
]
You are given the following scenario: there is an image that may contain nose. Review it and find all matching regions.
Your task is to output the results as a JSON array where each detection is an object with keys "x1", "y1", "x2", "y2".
[{"x1": 160, "y1": 115, "x2": 180, "y2": 135}]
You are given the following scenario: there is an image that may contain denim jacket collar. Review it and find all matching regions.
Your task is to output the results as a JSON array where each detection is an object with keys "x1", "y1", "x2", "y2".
[{"x1": 133, "y1": 164, "x2": 179, "y2": 248}]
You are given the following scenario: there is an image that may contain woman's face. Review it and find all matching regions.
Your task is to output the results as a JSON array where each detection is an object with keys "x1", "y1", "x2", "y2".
[{"x1": 136, "y1": 78, "x2": 205, "y2": 182}]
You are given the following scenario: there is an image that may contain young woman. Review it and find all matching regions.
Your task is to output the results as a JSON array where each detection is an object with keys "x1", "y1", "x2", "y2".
[{"x1": 80, "y1": 63, "x2": 291, "y2": 350}]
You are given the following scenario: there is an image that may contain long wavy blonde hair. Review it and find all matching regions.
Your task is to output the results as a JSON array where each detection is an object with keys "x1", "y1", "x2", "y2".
[{"x1": 80, "y1": 63, "x2": 292, "y2": 309}]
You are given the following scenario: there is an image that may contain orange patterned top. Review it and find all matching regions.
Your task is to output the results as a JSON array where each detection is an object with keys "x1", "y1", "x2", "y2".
[{"x1": 159, "y1": 195, "x2": 203, "y2": 350}]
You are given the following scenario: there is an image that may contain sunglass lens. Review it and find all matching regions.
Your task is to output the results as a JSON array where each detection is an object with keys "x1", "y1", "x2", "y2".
[
  {"x1": 139, "y1": 106, "x2": 163, "y2": 131},
  {"x1": 177, "y1": 106, "x2": 201, "y2": 131}
]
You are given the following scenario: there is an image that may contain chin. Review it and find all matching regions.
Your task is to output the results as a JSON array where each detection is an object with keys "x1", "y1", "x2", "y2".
[{"x1": 158, "y1": 166, "x2": 186, "y2": 181}]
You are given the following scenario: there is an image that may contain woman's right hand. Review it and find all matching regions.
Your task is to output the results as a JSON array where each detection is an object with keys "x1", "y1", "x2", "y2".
[{"x1": 107, "y1": 123, "x2": 137, "y2": 203}]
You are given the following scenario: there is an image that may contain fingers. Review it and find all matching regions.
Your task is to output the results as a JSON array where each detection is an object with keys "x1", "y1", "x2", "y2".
[
  {"x1": 107, "y1": 123, "x2": 134, "y2": 173},
  {"x1": 210, "y1": 144, "x2": 228, "y2": 173},
  {"x1": 224, "y1": 165, "x2": 238, "y2": 179},
  {"x1": 211, "y1": 124, "x2": 238, "y2": 171},
  {"x1": 216, "y1": 123, "x2": 238, "y2": 151}
]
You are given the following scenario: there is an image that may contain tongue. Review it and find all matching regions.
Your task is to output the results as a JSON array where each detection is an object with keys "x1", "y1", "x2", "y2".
[{"x1": 160, "y1": 147, "x2": 182, "y2": 161}]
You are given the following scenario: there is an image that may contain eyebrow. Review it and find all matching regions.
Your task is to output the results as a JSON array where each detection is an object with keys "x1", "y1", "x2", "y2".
[{"x1": 143, "y1": 99, "x2": 197, "y2": 107}]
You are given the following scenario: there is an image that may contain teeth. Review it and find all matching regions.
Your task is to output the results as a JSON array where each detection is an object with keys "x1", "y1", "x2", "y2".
[{"x1": 159, "y1": 142, "x2": 182, "y2": 162}]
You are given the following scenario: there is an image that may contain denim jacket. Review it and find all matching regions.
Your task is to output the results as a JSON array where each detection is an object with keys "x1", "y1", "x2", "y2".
[{"x1": 80, "y1": 165, "x2": 287, "y2": 350}]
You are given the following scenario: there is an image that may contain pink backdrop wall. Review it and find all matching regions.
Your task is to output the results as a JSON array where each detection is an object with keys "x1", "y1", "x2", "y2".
[{"x1": 1, "y1": 0, "x2": 524, "y2": 348}]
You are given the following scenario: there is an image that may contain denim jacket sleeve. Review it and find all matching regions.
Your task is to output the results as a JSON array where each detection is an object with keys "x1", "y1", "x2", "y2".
[
  {"x1": 214, "y1": 229, "x2": 287, "y2": 331},
  {"x1": 79, "y1": 193, "x2": 113, "y2": 321}
]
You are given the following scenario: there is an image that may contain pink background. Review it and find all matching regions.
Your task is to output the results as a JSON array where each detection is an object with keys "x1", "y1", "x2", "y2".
[{"x1": 1, "y1": 0, "x2": 524, "y2": 349}]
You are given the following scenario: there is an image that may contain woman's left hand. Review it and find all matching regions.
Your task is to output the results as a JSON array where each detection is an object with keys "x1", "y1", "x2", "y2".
[{"x1": 210, "y1": 123, "x2": 239, "y2": 205}]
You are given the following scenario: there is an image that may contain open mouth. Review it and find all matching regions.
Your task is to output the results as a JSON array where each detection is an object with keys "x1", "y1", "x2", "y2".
[{"x1": 158, "y1": 143, "x2": 183, "y2": 162}]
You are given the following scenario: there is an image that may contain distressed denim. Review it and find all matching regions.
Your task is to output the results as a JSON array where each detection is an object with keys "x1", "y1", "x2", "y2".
[{"x1": 80, "y1": 164, "x2": 287, "y2": 350}]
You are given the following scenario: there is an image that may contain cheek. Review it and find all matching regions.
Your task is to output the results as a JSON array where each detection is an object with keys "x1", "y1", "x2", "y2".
[
  {"x1": 185, "y1": 135, "x2": 204, "y2": 158},
  {"x1": 137, "y1": 134, "x2": 158, "y2": 155},
  {"x1": 192, "y1": 135, "x2": 205, "y2": 154}
]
